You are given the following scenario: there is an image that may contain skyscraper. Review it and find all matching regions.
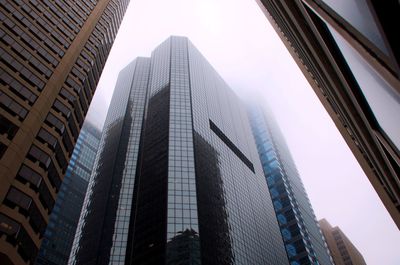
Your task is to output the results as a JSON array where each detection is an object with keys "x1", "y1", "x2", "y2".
[
  {"x1": 69, "y1": 36, "x2": 288, "y2": 265},
  {"x1": 319, "y1": 219, "x2": 366, "y2": 265},
  {"x1": 0, "y1": 1, "x2": 130, "y2": 264},
  {"x1": 35, "y1": 122, "x2": 101, "y2": 265},
  {"x1": 256, "y1": 0, "x2": 400, "y2": 228},
  {"x1": 248, "y1": 105, "x2": 333, "y2": 265}
]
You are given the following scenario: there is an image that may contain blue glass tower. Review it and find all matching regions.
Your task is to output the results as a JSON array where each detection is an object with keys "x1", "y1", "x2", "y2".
[
  {"x1": 248, "y1": 105, "x2": 333, "y2": 265},
  {"x1": 35, "y1": 122, "x2": 101, "y2": 265},
  {"x1": 69, "y1": 36, "x2": 288, "y2": 265}
]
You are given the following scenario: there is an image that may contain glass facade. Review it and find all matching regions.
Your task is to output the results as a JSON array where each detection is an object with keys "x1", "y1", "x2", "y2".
[
  {"x1": 69, "y1": 36, "x2": 288, "y2": 265},
  {"x1": 35, "y1": 122, "x2": 101, "y2": 265},
  {"x1": 248, "y1": 106, "x2": 333, "y2": 265},
  {"x1": 69, "y1": 58, "x2": 151, "y2": 265}
]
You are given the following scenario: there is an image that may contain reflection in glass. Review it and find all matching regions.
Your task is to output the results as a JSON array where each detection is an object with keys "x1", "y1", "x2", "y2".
[
  {"x1": 328, "y1": 26, "x2": 400, "y2": 150},
  {"x1": 166, "y1": 229, "x2": 201, "y2": 265},
  {"x1": 322, "y1": 0, "x2": 389, "y2": 55}
]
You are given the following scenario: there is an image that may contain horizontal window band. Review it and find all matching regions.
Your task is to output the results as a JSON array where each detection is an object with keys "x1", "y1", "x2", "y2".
[{"x1": 209, "y1": 120, "x2": 255, "y2": 173}]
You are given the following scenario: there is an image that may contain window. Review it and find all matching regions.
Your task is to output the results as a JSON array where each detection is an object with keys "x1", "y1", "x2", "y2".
[
  {"x1": 37, "y1": 128, "x2": 58, "y2": 149},
  {"x1": 0, "y1": 91, "x2": 28, "y2": 119},
  {"x1": 286, "y1": 244, "x2": 297, "y2": 257},
  {"x1": 28, "y1": 145, "x2": 51, "y2": 169},
  {"x1": 53, "y1": 99, "x2": 71, "y2": 118},
  {"x1": 0, "y1": 114, "x2": 18, "y2": 140},
  {"x1": 209, "y1": 119, "x2": 254, "y2": 172},
  {"x1": 45, "y1": 112, "x2": 65, "y2": 134},
  {"x1": 16, "y1": 164, "x2": 55, "y2": 211},
  {"x1": 282, "y1": 228, "x2": 292, "y2": 241}
]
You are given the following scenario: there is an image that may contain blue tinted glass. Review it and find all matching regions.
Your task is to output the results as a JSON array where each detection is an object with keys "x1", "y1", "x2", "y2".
[
  {"x1": 277, "y1": 214, "x2": 287, "y2": 225},
  {"x1": 274, "y1": 200, "x2": 283, "y2": 210},
  {"x1": 270, "y1": 188, "x2": 279, "y2": 199},
  {"x1": 282, "y1": 229, "x2": 291, "y2": 241},
  {"x1": 286, "y1": 244, "x2": 297, "y2": 257}
]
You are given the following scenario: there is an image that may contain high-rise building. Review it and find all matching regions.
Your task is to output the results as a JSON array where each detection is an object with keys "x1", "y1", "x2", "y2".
[
  {"x1": 0, "y1": 1, "x2": 130, "y2": 264},
  {"x1": 248, "y1": 105, "x2": 333, "y2": 265},
  {"x1": 69, "y1": 36, "x2": 288, "y2": 265},
  {"x1": 256, "y1": 0, "x2": 400, "y2": 228},
  {"x1": 35, "y1": 122, "x2": 101, "y2": 265},
  {"x1": 319, "y1": 219, "x2": 366, "y2": 265}
]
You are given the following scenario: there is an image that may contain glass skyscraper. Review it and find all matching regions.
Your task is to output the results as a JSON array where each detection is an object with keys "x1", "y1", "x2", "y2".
[
  {"x1": 248, "y1": 105, "x2": 333, "y2": 265},
  {"x1": 35, "y1": 122, "x2": 101, "y2": 265},
  {"x1": 0, "y1": 1, "x2": 130, "y2": 264},
  {"x1": 69, "y1": 36, "x2": 288, "y2": 265}
]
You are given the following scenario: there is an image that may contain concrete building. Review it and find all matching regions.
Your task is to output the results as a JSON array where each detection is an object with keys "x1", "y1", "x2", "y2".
[
  {"x1": 0, "y1": 1, "x2": 130, "y2": 264},
  {"x1": 69, "y1": 36, "x2": 288, "y2": 265},
  {"x1": 319, "y1": 219, "x2": 366, "y2": 265},
  {"x1": 256, "y1": 0, "x2": 400, "y2": 228}
]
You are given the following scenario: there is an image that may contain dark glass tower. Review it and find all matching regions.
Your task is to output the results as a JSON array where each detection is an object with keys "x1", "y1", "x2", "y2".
[
  {"x1": 35, "y1": 122, "x2": 101, "y2": 265},
  {"x1": 69, "y1": 36, "x2": 288, "y2": 265},
  {"x1": 0, "y1": 1, "x2": 130, "y2": 264},
  {"x1": 248, "y1": 105, "x2": 333, "y2": 265},
  {"x1": 256, "y1": 0, "x2": 400, "y2": 228}
]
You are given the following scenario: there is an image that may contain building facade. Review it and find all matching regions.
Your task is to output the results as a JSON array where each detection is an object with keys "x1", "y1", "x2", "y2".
[
  {"x1": 248, "y1": 106, "x2": 333, "y2": 265},
  {"x1": 69, "y1": 36, "x2": 288, "y2": 265},
  {"x1": 0, "y1": 1, "x2": 130, "y2": 264},
  {"x1": 256, "y1": 0, "x2": 400, "y2": 228},
  {"x1": 319, "y1": 219, "x2": 366, "y2": 265},
  {"x1": 35, "y1": 122, "x2": 101, "y2": 265}
]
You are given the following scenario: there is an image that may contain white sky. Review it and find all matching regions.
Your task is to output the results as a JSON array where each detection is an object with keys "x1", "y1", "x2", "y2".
[{"x1": 85, "y1": 0, "x2": 400, "y2": 264}]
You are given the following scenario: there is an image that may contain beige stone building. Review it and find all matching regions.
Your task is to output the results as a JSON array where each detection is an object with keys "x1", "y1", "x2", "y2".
[
  {"x1": 319, "y1": 219, "x2": 367, "y2": 265},
  {"x1": 0, "y1": 1, "x2": 130, "y2": 264}
]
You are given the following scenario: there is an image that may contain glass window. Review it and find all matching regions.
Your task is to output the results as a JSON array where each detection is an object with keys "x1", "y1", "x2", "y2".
[
  {"x1": 322, "y1": 0, "x2": 389, "y2": 55},
  {"x1": 6, "y1": 187, "x2": 32, "y2": 210},
  {"x1": 0, "y1": 213, "x2": 20, "y2": 236},
  {"x1": 37, "y1": 128, "x2": 58, "y2": 149},
  {"x1": 286, "y1": 244, "x2": 297, "y2": 257},
  {"x1": 328, "y1": 26, "x2": 400, "y2": 150},
  {"x1": 270, "y1": 187, "x2": 279, "y2": 199},
  {"x1": 282, "y1": 228, "x2": 292, "y2": 241},
  {"x1": 0, "y1": 91, "x2": 28, "y2": 119},
  {"x1": 18, "y1": 164, "x2": 42, "y2": 186},
  {"x1": 0, "y1": 114, "x2": 19, "y2": 140},
  {"x1": 273, "y1": 200, "x2": 283, "y2": 210},
  {"x1": 277, "y1": 214, "x2": 287, "y2": 225},
  {"x1": 28, "y1": 145, "x2": 51, "y2": 168}
]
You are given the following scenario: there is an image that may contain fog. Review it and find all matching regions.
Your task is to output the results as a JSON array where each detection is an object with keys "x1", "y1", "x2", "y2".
[{"x1": 85, "y1": 1, "x2": 400, "y2": 264}]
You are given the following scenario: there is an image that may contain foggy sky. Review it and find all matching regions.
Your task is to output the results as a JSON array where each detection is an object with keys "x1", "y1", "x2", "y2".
[{"x1": 85, "y1": 1, "x2": 400, "y2": 264}]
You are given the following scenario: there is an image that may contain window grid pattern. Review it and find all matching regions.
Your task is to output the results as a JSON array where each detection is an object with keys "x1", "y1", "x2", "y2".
[
  {"x1": 36, "y1": 123, "x2": 101, "y2": 265},
  {"x1": 69, "y1": 59, "x2": 142, "y2": 265},
  {"x1": 109, "y1": 58, "x2": 151, "y2": 264},
  {"x1": 166, "y1": 37, "x2": 199, "y2": 242},
  {"x1": 188, "y1": 39, "x2": 288, "y2": 264},
  {"x1": 69, "y1": 36, "x2": 289, "y2": 265},
  {"x1": 249, "y1": 106, "x2": 333, "y2": 265}
]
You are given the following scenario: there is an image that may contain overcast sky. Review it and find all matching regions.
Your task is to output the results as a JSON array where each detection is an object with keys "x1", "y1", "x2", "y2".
[{"x1": 85, "y1": 0, "x2": 400, "y2": 264}]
